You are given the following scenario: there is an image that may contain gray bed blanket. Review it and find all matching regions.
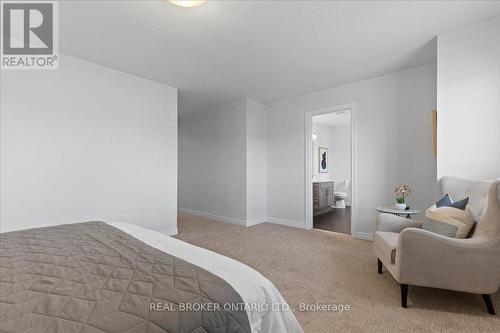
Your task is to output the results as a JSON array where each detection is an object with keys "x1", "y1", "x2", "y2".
[{"x1": 0, "y1": 222, "x2": 251, "y2": 333}]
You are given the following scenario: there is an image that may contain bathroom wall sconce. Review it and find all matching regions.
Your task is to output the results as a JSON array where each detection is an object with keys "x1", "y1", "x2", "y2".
[{"x1": 312, "y1": 132, "x2": 317, "y2": 141}]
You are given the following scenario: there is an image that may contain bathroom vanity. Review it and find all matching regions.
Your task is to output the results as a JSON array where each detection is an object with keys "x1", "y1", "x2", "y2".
[{"x1": 313, "y1": 181, "x2": 334, "y2": 216}]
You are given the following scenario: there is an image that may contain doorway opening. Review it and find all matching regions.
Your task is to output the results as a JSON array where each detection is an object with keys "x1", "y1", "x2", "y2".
[{"x1": 305, "y1": 104, "x2": 356, "y2": 236}]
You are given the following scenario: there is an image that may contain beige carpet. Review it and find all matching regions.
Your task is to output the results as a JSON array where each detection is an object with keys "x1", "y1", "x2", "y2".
[{"x1": 175, "y1": 213, "x2": 499, "y2": 333}]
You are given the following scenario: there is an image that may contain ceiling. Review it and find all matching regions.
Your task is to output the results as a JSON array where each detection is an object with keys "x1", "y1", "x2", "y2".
[
  {"x1": 314, "y1": 112, "x2": 350, "y2": 128},
  {"x1": 59, "y1": 1, "x2": 500, "y2": 116}
]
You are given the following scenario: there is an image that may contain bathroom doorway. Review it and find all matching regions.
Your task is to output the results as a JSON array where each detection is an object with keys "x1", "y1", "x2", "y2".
[{"x1": 305, "y1": 104, "x2": 356, "y2": 236}]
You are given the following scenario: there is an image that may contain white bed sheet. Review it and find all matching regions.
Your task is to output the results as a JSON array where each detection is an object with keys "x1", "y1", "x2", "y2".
[{"x1": 106, "y1": 222, "x2": 303, "y2": 333}]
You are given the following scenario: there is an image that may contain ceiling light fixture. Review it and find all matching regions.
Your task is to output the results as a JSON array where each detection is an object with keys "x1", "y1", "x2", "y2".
[{"x1": 168, "y1": 0, "x2": 207, "y2": 8}]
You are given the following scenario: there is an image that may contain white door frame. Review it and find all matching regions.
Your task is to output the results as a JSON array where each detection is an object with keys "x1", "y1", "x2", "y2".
[{"x1": 305, "y1": 103, "x2": 357, "y2": 237}]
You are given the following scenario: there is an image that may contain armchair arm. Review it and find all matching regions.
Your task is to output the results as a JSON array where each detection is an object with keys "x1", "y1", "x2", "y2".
[
  {"x1": 375, "y1": 213, "x2": 423, "y2": 233},
  {"x1": 396, "y1": 228, "x2": 500, "y2": 294}
]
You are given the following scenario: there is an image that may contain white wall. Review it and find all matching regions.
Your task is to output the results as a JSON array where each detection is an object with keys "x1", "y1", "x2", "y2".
[
  {"x1": 312, "y1": 123, "x2": 331, "y2": 182},
  {"x1": 178, "y1": 98, "x2": 268, "y2": 225},
  {"x1": 267, "y1": 64, "x2": 437, "y2": 237},
  {"x1": 330, "y1": 124, "x2": 352, "y2": 204},
  {"x1": 0, "y1": 54, "x2": 178, "y2": 233},
  {"x1": 437, "y1": 16, "x2": 500, "y2": 180},
  {"x1": 178, "y1": 100, "x2": 247, "y2": 222},
  {"x1": 246, "y1": 100, "x2": 267, "y2": 222}
]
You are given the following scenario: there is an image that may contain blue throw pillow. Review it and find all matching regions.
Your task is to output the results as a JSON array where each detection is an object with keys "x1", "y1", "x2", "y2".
[
  {"x1": 435, "y1": 194, "x2": 469, "y2": 210},
  {"x1": 436, "y1": 194, "x2": 453, "y2": 208},
  {"x1": 449, "y1": 197, "x2": 469, "y2": 210}
]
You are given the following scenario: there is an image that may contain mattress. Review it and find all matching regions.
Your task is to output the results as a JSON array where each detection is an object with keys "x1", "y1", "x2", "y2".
[{"x1": 0, "y1": 221, "x2": 303, "y2": 333}]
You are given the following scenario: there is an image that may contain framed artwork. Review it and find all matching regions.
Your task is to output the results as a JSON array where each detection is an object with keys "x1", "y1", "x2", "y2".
[{"x1": 318, "y1": 147, "x2": 328, "y2": 173}]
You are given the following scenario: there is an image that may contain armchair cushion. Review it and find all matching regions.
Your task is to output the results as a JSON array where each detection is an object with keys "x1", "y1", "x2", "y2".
[
  {"x1": 422, "y1": 219, "x2": 458, "y2": 238},
  {"x1": 373, "y1": 231, "x2": 399, "y2": 264},
  {"x1": 425, "y1": 205, "x2": 475, "y2": 238}
]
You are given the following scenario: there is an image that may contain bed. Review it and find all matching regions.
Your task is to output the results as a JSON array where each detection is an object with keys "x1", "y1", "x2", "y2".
[{"x1": 0, "y1": 221, "x2": 303, "y2": 333}]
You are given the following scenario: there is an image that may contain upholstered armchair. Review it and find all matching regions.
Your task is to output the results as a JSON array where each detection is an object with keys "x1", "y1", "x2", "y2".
[{"x1": 373, "y1": 177, "x2": 500, "y2": 315}]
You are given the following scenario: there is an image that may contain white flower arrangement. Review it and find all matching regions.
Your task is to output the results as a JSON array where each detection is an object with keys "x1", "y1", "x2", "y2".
[{"x1": 394, "y1": 184, "x2": 411, "y2": 204}]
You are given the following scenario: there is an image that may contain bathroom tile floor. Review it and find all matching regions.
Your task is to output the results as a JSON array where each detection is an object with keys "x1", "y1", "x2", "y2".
[{"x1": 313, "y1": 207, "x2": 351, "y2": 234}]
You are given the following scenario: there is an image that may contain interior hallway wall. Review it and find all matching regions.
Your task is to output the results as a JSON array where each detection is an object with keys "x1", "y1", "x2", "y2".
[
  {"x1": 178, "y1": 99, "x2": 268, "y2": 225},
  {"x1": 246, "y1": 100, "x2": 268, "y2": 223},
  {"x1": 178, "y1": 100, "x2": 248, "y2": 223}
]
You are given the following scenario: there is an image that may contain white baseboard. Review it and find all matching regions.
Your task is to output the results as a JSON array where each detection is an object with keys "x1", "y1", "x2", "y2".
[
  {"x1": 355, "y1": 232, "x2": 373, "y2": 241},
  {"x1": 178, "y1": 208, "x2": 248, "y2": 226},
  {"x1": 266, "y1": 217, "x2": 306, "y2": 229},
  {"x1": 160, "y1": 227, "x2": 178, "y2": 236},
  {"x1": 246, "y1": 217, "x2": 268, "y2": 226},
  {"x1": 178, "y1": 208, "x2": 305, "y2": 229}
]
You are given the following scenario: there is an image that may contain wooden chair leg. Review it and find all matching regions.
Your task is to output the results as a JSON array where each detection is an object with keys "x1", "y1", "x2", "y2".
[
  {"x1": 401, "y1": 284, "x2": 408, "y2": 308},
  {"x1": 482, "y1": 294, "x2": 496, "y2": 315},
  {"x1": 377, "y1": 258, "x2": 382, "y2": 274}
]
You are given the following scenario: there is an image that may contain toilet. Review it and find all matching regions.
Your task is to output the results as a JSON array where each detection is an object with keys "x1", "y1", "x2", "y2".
[{"x1": 333, "y1": 192, "x2": 347, "y2": 209}]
